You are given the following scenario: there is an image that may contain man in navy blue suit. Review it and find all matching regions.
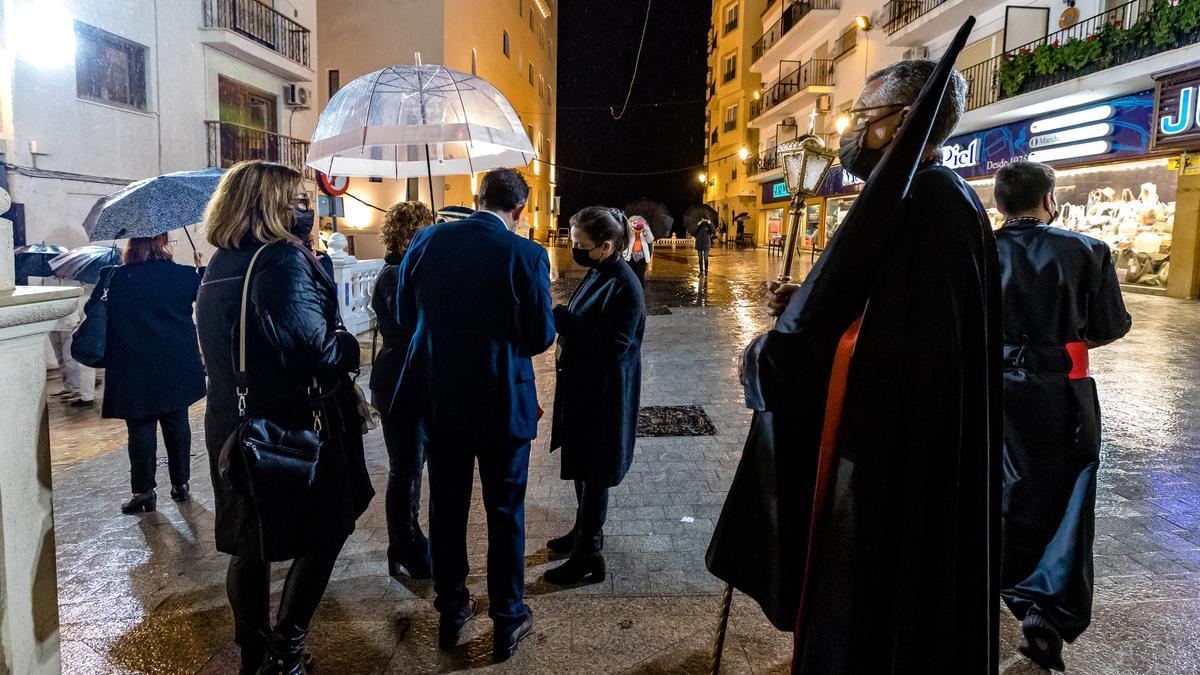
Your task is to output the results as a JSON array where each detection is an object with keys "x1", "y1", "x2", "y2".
[{"x1": 396, "y1": 168, "x2": 554, "y2": 661}]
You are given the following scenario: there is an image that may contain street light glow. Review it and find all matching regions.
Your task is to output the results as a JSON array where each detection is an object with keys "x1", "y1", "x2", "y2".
[
  {"x1": 738, "y1": 147, "x2": 749, "y2": 161},
  {"x1": 855, "y1": 15, "x2": 872, "y2": 31},
  {"x1": 835, "y1": 114, "x2": 851, "y2": 135},
  {"x1": 698, "y1": 172, "x2": 707, "y2": 184},
  {"x1": 11, "y1": 1, "x2": 75, "y2": 69}
]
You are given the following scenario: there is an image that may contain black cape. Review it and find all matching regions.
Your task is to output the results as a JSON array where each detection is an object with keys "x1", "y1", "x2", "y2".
[
  {"x1": 705, "y1": 16, "x2": 1003, "y2": 674},
  {"x1": 995, "y1": 221, "x2": 1130, "y2": 642}
]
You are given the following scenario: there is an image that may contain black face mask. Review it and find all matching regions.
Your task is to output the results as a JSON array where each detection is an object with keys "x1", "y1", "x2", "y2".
[
  {"x1": 572, "y1": 247, "x2": 603, "y2": 268},
  {"x1": 837, "y1": 121, "x2": 886, "y2": 181},
  {"x1": 292, "y1": 207, "x2": 315, "y2": 240}
]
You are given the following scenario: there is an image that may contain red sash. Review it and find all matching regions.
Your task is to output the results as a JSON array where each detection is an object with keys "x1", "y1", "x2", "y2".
[{"x1": 1066, "y1": 341, "x2": 1089, "y2": 379}]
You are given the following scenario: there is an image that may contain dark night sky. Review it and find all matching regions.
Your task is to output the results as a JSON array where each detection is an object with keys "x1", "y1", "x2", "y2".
[{"x1": 556, "y1": 0, "x2": 709, "y2": 224}]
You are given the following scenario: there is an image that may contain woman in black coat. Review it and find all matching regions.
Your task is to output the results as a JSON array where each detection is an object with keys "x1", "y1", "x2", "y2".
[
  {"x1": 369, "y1": 201, "x2": 434, "y2": 580},
  {"x1": 546, "y1": 207, "x2": 646, "y2": 584},
  {"x1": 195, "y1": 161, "x2": 373, "y2": 674},
  {"x1": 89, "y1": 234, "x2": 206, "y2": 514}
]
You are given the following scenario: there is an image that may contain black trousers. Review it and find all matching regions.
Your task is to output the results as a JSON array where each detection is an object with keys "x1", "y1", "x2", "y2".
[
  {"x1": 571, "y1": 479, "x2": 609, "y2": 555},
  {"x1": 125, "y1": 408, "x2": 191, "y2": 494},
  {"x1": 697, "y1": 248, "x2": 711, "y2": 274},
  {"x1": 628, "y1": 259, "x2": 648, "y2": 287},
  {"x1": 379, "y1": 403, "x2": 425, "y2": 560},
  {"x1": 426, "y1": 436, "x2": 530, "y2": 629},
  {"x1": 226, "y1": 538, "x2": 345, "y2": 670}
]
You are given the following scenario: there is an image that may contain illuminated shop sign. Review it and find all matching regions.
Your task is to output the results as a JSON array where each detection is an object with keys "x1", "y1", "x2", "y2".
[
  {"x1": 773, "y1": 182, "x2": 790, "y2": 199},
  {"x1": 762, "y1": 179, "x2": 790, "y2": 204},
  {"x1": 1153, "y1": 66, "x2": 1200, "y2": 149},
  {"x1": 816, "y1": 91, "x2": 1154, "y2": 195}
]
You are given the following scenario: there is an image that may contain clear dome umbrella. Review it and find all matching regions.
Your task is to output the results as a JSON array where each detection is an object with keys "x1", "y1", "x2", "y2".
[{"x1": 306, "y1": 59, "x2": 536, "y2": 210}]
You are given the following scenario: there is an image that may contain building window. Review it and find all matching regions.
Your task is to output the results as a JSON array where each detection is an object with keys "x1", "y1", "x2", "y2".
[
  {"x1": 530, "y1": 9, "x2": 535, "y2": 31},
  {"x1": 518, "y1": 0, "x2": 523, "y2": 16},
  {"x1": 546, "y1": 84, "x2": 552, "y2": 104},
  {"x1": 471, "y1": 49, "x2": 477, "y2": 75},
  {"x1": 538, "y1": 75, "x2": 545, "y2": 98},
  {"x1": 406, "y1": 177, "x2": 420, "y2": 201},
  {"x1": 75, "y1": 22, "x2": 147, "y2": 110},
  {"x1": 724, "y1": 104, "x2": 738, "y2": 132},
  {"x1": 722, "y1": 50, "x2": 738, "y2": 83},
  {"x1": 527, "y1": 124, "x2": 535, "y2": 147},
  {"x1": 724, "y1": 2, "x2": 739, "y2": 34},
  {"x1": 328, "y1": 69, "x2": 340, "y2": 99},
  {"x1": 548, "y1": 38, "x2": 553, "y2": 60},
  {"x1": 539, "y1": 25, "x2": 545, "y2": 48},
  {"x1": 528, "y1": 62, "x2": 535, "y2": 85},
  {"x1": 503, "y1": 30, "x2": 511, "y2": 57}
]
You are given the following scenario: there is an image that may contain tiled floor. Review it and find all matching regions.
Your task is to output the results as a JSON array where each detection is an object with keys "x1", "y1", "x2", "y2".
[{"x1": 47, "y1": 244, "x2": 1200, "y2": 673}]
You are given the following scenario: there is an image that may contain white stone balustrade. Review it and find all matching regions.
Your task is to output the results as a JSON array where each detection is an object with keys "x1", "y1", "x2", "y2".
[{"x1": 326, "y1": 232, "x2": 385, "y2": 336}]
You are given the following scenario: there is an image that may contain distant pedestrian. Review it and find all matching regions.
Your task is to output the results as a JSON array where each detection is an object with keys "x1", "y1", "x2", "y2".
[
  {"x1": 196, "y1": 160, "x2": 373, "y2": 674},
  {"x1": 50, "y1": 281, "x2": 99, "y2": 407},
  {"x1": 695, "y1": 218, "x2": 716, "y2": 275},
  {"x1": 371, "y1": 200, "x2": 435, "y2": 580},
  {"x1": 546, "y1": 207, "x2": 646, "y2": 585},
  {"x1": 87, "y1": 233, "x2": 205, "y2": 515},
  {"x1": 624, "y1": 214, "x2": 654, "y2": 287},
  {"x1": 396, "y1": 168, "x2": 554, "y2": 661},
  {"x1": 994, "y1": 161, "x2": 1131, "y2": 671}
]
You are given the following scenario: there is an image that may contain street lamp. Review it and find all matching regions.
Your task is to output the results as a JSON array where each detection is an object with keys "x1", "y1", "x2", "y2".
[
  {"x1": 776, "y1": 134, "x2": 838, "y2": 282},
  {"x1": 698, "y1": 172, "x2": 707, "y2": 184},
  {"x1": 855, "y1": 15, "x2": 872, "y2": 31}
]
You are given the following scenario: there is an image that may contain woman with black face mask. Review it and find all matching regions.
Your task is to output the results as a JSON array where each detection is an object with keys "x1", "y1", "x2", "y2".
[
  {"x1": 290, "y1": 199, "x2": 334, "y2": 281},
  {"x1": 545, "y1": 207, "x2": 646, "y2": 584}
]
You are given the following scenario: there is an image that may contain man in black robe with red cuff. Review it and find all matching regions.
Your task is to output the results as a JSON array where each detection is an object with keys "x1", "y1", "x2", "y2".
[
  {"x1": 706, "y1": 39, "x2": 1004, "y2": 674},
  {"x1": 993, "y1": 161, "x2": 1131, "y2": 671}
]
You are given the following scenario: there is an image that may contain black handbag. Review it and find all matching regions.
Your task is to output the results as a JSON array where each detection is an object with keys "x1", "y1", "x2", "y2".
[
  {"x1": 70, "y1": 267, "x2": 115, "y2": 368},
  {"x1": 218, "y1": 243, "x2": 323, "y2": 503}
]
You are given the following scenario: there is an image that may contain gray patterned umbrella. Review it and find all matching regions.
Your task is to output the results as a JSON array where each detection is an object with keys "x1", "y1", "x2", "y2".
[{"x1": 84, "y1": 168, "x2": 223, "y2": 243}]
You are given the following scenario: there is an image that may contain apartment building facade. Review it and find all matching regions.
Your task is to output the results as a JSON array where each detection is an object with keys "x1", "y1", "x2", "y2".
[
  {"x1": 317, "y1": 0, "x2": 557, "y2": 255},
  {"x1": 704, "y1": 0, "x2": 765, "y2": 235},
  {"x1": 1, "y1": 0, "x2": 319, "y2": 261},
  {"x1": 741, "y1": 0, "x2": 1200, "y2": 298}
]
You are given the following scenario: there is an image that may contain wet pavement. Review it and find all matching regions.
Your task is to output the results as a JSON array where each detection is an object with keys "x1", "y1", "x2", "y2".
[{"x1": 47, "y1": 243, "x2": 1200, "y2": 673}]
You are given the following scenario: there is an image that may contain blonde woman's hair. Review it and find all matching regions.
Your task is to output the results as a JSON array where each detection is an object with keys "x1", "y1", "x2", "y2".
[
  {"x1": 204, "y1": 160, "x2": 302, "y2": 249},
  {"x1": 380, "y1": 201, "x2": 435, "y2": 255}
]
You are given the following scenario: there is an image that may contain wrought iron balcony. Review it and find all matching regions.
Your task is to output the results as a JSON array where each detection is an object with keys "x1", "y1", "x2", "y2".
[
  {"x1": 202, "y1": 0, "x2": 311, "y2": 68},
  {"x1": 882, "y1": 0, "x2": 949, "y2": 36},
  {"x1": 752, "y1": 0, "x2": 841, "y2": 63},
  {"x1": 206, "y1": 121, "x2": 311, "y2": 177},
  {"x1": 750, "y1": 59, "x2": 834, "y2": 120},
  {"x1": 958, "y1": 0, "x2": 1183, "y2": 112},
  {"x1": 831, "y1": 26, "x2": 858, "y2": 59}
]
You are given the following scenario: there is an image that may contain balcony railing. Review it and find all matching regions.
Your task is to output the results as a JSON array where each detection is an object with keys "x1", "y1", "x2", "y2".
[
  {"x1": 750, "y1": 58, "x2": 834, "y2": 119},
  {"x1": 725, "y1": 18, "x2": 739, "y2": 34},
  {"x1": 832, "y1": 26, "x2": 858, "y2": 59},
  {"x1": 749, "y1": 133, "x2": 839, "y2": 175},
  {"x1": 753, "y1": 0, "x2": 841, "y2": 63},
  {"x1": 882, "y1": 0, "x2": 948, "y2": 36},
  {"x1": 724, "y1": 118, "x2": 738, "y2": 132},
  {"x1": 203, "y1": 0, "x2": 311, "y2": 67},
  {"x1": 959, "y1": 0, "x2": 1179, "y2": 112},
  {"x1": 206, "y1": 121, "x2": 311, "y2": 177}
]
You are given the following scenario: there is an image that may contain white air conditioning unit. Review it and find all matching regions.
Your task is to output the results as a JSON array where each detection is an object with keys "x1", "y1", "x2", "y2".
[
  {"x1": 816, "y1": 94, "x2": 833, "y2": 114},
  {"x1": 903, "y1": 46, "x2": 930, "y2": 60},
  {"x1": 285, "y1": 84, "x2": 312, "y2": 108}
]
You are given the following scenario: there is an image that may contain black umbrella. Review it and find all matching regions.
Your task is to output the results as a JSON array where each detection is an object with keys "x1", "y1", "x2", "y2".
[
  {"x1": 14, "y1": 243, "x2": 68, "y2": 278},
  {"x1": 624, "y1": 198, "x2": 673, "y2": 239},
  {"x1": 683, "y1": 205, "x2": 719, "y2": 235},
  {"x1": 50, "y1": 245, "x2": 122, "y2": 285}
]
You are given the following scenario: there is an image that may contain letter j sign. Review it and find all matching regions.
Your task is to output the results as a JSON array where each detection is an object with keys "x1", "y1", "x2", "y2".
[
  {"x1": 1154, "y1": 68, "x2": 1200, "y2": 149},
  {"x1": 1161, "y1": 86, "x2": 1196, "y2": 135}
]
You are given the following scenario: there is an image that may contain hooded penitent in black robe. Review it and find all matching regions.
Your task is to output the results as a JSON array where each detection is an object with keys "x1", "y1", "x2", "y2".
[
  {"x1": 705, "y1": 17, "x2": 1003, "y2": 674},
  {"x1": 995, "y1": 220, "x2": 1130, "y2": 642}
]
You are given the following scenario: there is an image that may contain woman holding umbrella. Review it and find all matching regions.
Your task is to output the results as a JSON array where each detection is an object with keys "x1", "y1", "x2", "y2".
[{"x1": 92, "y1": 234, "x2": 206, "y2": 514}]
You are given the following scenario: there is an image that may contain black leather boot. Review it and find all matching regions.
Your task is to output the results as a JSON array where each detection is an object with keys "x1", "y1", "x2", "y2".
[
  {"x1": 120, "y1": 492, "x2": 156, "y2": 515},
  {"x1": 546, "y1": 529, "x2": 576, "y2": 555},
  {"x1": 543, "y1": 553, "x2": 606, "y2": 585},
  {"x1": 260, "y1": 625, "x2": 312, "y2": 675},
  {"x1": 170, "y1": 483, "x2": 191, "y2": 502},
  {"x1": 1019, "y1": 612, "x2": 1066, "y2": 672},
  {"x1": 389, "y1": 529, "x2": 432, "y2": 580}
]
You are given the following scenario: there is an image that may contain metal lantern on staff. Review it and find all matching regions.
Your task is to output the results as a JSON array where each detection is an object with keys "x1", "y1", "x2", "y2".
[{"x1": 775, "y1": 134, "x2": 837, "y2": 283}]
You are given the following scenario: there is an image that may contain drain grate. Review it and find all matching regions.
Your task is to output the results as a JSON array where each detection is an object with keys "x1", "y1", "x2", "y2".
[{"x1": 637, "y1": 405, "x2": 717, "y2": 437}]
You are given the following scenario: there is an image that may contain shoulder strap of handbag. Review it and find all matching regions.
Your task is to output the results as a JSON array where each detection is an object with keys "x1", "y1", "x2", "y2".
[{"x1": 235, "y1": 243, "x2": 324, "y2": 432}]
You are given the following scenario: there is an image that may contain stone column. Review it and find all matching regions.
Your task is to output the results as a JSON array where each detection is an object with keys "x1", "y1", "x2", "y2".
[{"x1": 0, "y1": 202, "x2": 78, "y2": 674}]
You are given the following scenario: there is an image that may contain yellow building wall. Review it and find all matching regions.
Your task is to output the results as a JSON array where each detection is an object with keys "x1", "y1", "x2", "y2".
[{"x1": 705, "y1": 0, "x2": 764, "y2": 236}]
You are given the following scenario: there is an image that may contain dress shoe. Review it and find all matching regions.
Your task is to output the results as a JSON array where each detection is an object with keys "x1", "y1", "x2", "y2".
[
  {"x1": 493, "y1": 608, "x2": 534, "y2": 662},
  {"x1": 170, "y1": 483, "x2": 191, "y2": 502},
  {"x1": 1019, "y1": 613, "x2": 1065, "y2": 672},
  {"x1": 69, "y1": 398, "x2": 95, "y2": 408},
  {"x1": 120, "y1": 492, "x2": 157, "y2": 515},
  {"x1": 546, "y1": 530, "x2": 575, "y2": 554},
  {"x1": 438, "y1": 598, "x2": 477, "y2": 650},
  {"x1": 543, "y1": 553, "x2": 606, "y2": 585}
]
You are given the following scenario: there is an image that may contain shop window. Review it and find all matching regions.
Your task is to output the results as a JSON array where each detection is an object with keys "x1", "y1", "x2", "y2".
[{"x1": 75, "y1": 22, "x2": 147, "y2": 110}]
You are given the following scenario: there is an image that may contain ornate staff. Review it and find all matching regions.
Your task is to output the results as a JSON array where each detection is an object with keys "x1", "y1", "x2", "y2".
[{"x1": 710, "y1": 133, "x2": 837, "y2": 674}]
